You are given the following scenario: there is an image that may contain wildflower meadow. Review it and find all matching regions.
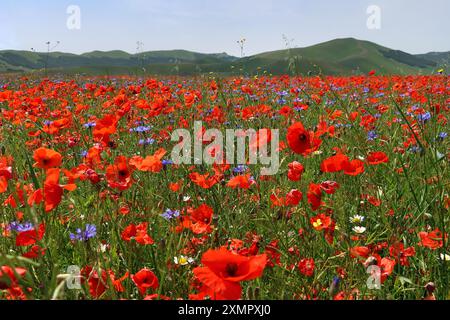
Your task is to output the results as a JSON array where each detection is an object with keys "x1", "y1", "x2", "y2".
[{"x1": 0, "y1": 73, "x2": 448, "y2": 300}]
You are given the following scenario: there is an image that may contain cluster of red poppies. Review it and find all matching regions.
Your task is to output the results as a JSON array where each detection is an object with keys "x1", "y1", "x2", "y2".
[{"x1": 0, "y1": 74, "x2": 448, "y2": 300}]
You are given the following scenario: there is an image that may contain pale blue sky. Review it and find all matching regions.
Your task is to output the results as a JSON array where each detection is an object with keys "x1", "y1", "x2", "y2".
[{"x1": 0, "y1": 0, "x2": 448, "y2": 56}]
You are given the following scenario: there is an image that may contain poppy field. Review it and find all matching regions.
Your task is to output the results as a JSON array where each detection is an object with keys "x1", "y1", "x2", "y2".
[{"x1": 0, "y1": 74, "x2": 449, "y2": 300}]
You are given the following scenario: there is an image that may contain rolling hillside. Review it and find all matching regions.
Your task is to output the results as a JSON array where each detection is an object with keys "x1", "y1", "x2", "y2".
[{"x1": 0, "y1": 38, "x2": 447, "y2": 75}]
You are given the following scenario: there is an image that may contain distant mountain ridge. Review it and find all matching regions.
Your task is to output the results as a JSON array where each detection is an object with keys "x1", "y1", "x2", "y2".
[{"x1": 0, "y1": 38, "x2": 447, "y2": 75}]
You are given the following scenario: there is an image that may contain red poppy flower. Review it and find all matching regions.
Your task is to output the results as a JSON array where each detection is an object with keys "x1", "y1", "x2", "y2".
[
  {"x1": 43, "y1": 168, "x2": 76, "y2": 212},
  {"x1": 22, "y1": 245, "x2": 46, "y2": 259},
  {"x1": 33, "y1": 147, "x2": 62, "y2": 169},
  {"x1": 0, "y1": 266, "x2": 27, "y2": 290},
  {"x1": 350, "y1": 246, "x2": 370, "y2": 259},
  {"x1": 286, "y1": 122, "x2": 311, "y2": 155},
  {"x1": 418, "y1": 229, "x2": 444, "y2": 249},
  {"x1": 343, "y1": 159, "x2": 365, "y2": 176},
  {"x1": 227, "y1": 174, "x2": 253, "y2": 189},
  {"x1": 121, "y1": 222, "x2": 154, "y2": 245},
  {"x1": 0, "y1": 156, "x2": 12, "y2": 193},
  {"x1": 320, "y1": 181, "x2": 340, "y2": 194},
  {"x1": 81, "y1": 266, "x2": 129, "y2": 299},
  {"x1": 307, "y1": 183, "x2": 323, "y2": 211},
  {"x1": 297, "y1": 258, "x2": 315, "y2": 277},
  {"x1": 389, "y1": 242, "x2": 416, "y2": 266},
  {"x1": 131, "y1": 268, "x2": 159, "y2": 296},
  {"x1": 310, "y1": 214, "x2": 332, "y2": 231},
  {"x1": 287, "y1": 161, "x2": 304, "y2": 181},
  {"x1": 105, "y1": 156, "x2": 133, "y2": 191},
  {"x1": 189, "y1": 172, "x2": 221, "y2": 189},
  {"x1": 379, "y1": 257, "x2": 396, "y2": 283},
  {"x1": 320, "y1": 154, "x2": 349, "y2": 173},
  {"x1": 367, "y1": 151, "x2": 389, "y2": 165},
  {"x1": 285, "y1": 189, "x2": 303, "y2": 206},
  {"x1": 130, "y1": 148, "x2": 166, "y2": 173},
  {"x1": 193, "y1": 248, "x2": 267, "y2": 300},
  {"x1": 16, "y1": 223, "x2": 45, "y2": 247}
]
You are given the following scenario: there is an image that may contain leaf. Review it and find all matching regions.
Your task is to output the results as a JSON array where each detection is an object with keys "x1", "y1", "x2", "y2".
[
  {"x1": 25, "y1": 151, "x2": 40, "y2": 189},
  {"x1": 398, "y1": 276, "x2": 414, "y2": 286}
]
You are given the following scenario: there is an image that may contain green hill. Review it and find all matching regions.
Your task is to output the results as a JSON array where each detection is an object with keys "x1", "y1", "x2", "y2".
[
  {"x1": 230, "y1": 38, "x2": 439, "y2": 75},
  {"x1": 0, "y1": 38, "x2": 446, "y2": 75},
  {"x1": 416, "y1": 51, "x2": 450, "y2": 67}
]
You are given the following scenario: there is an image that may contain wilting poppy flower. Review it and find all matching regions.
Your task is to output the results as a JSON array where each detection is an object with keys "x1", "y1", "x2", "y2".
[
  {"x1": 367, "y1": 151, "x2": 389, "y2": 165},
  {"x1": 33, "y1": 147, "x2": 62, "y2": 169},
  {"x1": 132, "y1": 268, "x2": 159, "y2": 296},
  {"x1": 193, "y1": 248, "x2": 267, "y2": 300}
]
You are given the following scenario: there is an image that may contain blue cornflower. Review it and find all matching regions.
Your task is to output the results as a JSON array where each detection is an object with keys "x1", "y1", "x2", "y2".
[
  {"x1": 329, "y1": 276, "x2": 341, "y2": 296},
  {"x1": 130, "y1": 126, "x2": 151, "y2": 133},
  {"x1": 70, "y1": 224, "x2": 97, "y2": 242},
  {"x1": 80, "y1": 150, "x2": 88, "y2": 157},
  {"x1": 277, "y1": 98, "x2": 287, "y2": 105},
  {"x1": 367, "y1": 130, "x2": 378, "y2": 141},
  {"x1": 83, "y1": 122, "x2": 96, "y2": 128},
  {"x1": 162, "y1": 159, "x2": 174, "y2": 166},
  {"x1": 233, "y1": 165, "x2": 248, "y2": 174},
  {"x1": 138, "y1": 138, "x2": 155, "y2": 146},
  {"x1": 43, "y1": 120, "x2": 53, "y2": 126},
  {"x1": 161, "y1": 209, "x2": 180, "y2": 221},
  {"x1": 9, "y1": 221, "x2": 34, "y2": 232},
  {"x1": 417, "y1": 112, "x2": 431, "y2": 123},
  {"x1": 437, "y1": 132, "x2": 447, "y2": 140},
  {"x1": 409, "y1": 145, "x2": 423, "y2": 153}
]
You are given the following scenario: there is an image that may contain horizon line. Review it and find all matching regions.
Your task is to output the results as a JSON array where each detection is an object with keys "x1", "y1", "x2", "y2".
[{"x1": 1, "y1": 37, "x2": 448, "y2": 57}]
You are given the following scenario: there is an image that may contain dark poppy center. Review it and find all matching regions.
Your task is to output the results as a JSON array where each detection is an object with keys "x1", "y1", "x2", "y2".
[
  {"x1": 118, "y1": 169, "x2": 127, "y2": 177},
  {"x1": 298, "y1": 133, "x2": 307, "y2": 141},
  {"x1": 225, "y1": 263, "x2": 238, "y2": 277},
  {"x1": 42, "y1": 158, "x2": 50, "y2": 165}
]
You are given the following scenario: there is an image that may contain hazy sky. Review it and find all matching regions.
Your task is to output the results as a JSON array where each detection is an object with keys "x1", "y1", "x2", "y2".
[{"x1": 0, "y1": 0, "x2": 448, "y2": 56}]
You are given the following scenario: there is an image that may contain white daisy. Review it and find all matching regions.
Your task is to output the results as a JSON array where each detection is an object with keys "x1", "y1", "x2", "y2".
[
  {"x1": 440, "y1": 253, "x2": 450, "y2": 261},
  {"x1": 352, "y1": 226, "x2": 367, "y2": 234},
  {"x1": 174, "y1": 255, "x2": 194, "y2": 266},
  {"x1": 350, "y1": 215, "x2": 365, "y2": 224}
]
